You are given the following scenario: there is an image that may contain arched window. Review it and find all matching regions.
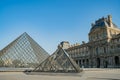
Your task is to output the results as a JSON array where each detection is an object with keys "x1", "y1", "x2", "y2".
[
  {"x1": 97, "y1": 58, "x2": 100, "y2": 68},
  {"x1": 115, "y1": 56, "x2": 119, "y2": 66},
  {"x1": 104, "y1": 47, "x2": 106, "y2": 53},
  {"x1": 96, "y1": 47, "x2": 98, "y2": 54}
]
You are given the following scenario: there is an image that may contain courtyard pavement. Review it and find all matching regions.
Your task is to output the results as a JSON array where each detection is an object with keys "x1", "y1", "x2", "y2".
[{"x1": 0, "y1": 68, "x2": 120, "y2": 80}]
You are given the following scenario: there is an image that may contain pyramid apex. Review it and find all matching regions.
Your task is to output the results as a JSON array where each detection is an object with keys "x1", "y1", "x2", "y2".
[
  {"x1": 21, "y1": 32, "x2": 29, "y2": 37},
  {"x1": 23, "y1": 32, "x2": 28, "y2": 35}
]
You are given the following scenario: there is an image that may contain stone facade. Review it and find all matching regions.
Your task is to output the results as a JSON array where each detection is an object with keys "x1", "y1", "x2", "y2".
[{"x1": 59, "y1": 15, "x2": 120, "y2": 68}]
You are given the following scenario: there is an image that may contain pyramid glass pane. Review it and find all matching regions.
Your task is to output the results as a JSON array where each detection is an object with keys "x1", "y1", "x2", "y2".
[
  {"x1": 34, "y1": 48, "x2": 82, "y2": 73},
  {"x1": 0, "y1": 32, "x2": 49, "y2": 68}
]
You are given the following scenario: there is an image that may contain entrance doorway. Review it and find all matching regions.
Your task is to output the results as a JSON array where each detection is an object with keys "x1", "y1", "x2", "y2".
[
  {"x1": 86, "y1": 59, "x2": 89, "y2": 68},
  {"x1": 114, "y1": 56, "x2": 119, "y2": 66},
  {"x1": 97, "y1": 58, "x2": 100, "y2": 68},
  {"x1": 79, "y1": 60, "x2": 81, "y2": 65}
]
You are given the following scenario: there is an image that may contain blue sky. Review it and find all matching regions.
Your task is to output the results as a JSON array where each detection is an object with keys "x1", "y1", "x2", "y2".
[{"x1": 0, "y1": 0, "x2": 120, "y2": 54}]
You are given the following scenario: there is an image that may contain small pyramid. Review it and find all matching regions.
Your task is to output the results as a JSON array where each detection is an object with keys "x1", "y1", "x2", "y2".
[
  {"x1": 0, "y1": 32, "x2": 49, "y2": 68},
  {"x1": 34, "y1": 47, "x2": 82, "y2": 73}
]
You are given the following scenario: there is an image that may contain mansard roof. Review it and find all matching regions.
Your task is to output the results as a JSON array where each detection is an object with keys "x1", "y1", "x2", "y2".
[{"x1": 90, "y1": 16, "x2": 119, "y2": 32}]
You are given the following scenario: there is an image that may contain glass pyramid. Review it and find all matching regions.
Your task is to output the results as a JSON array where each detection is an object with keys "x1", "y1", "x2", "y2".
[
  {"x1": 0, "y1": 32, "x2": 49, "y2": 68},
  {"x1": 34, "y1": 47, "x2": 82, "y2": 73}
]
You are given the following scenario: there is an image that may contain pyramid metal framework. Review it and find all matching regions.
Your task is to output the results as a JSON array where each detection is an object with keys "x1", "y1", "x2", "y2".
[
  {"x1": 34, "y1": 47, "x2": 82, "y2": 73},
  {"x1": 0, "y1": 32, "x2": 49, "y2": 68}
]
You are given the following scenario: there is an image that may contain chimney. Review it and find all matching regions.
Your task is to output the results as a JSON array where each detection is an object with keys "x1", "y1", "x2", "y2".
[
  {"x1": 91, "y1": 23, "x2": 94, "y2": 27},
  {"x1": 108, "y1": 15, "x2": 112, "y2": 27}
]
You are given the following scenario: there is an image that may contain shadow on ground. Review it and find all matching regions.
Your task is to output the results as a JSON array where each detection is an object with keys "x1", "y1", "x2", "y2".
[
  {"x1": 24, "y1": 71, "x2": 84, "y2": 77},
  {"x1": 86, "y1": 77, "x2": 120, "y2": 80}
]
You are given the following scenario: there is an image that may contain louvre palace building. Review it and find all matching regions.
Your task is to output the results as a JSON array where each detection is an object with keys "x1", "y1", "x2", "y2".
[{"x1": 58, "y1": 15, "x2": 120, "y2": 68}]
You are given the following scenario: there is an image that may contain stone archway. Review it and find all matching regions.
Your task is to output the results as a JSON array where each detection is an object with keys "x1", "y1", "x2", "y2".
[
  {"x1": 86, "y1": 59, "x2": 89, "y2": 68},
  {"x1": 79, "y1": 60, "x2": 81, "y2": 66},
  {"x1": 82, "y1": 59, "x2": 85, "y2": 68},
  {"x1": 76, "y1": 60, "x2": 78, "y2": 65},
  {"x1": 97, "y1": 58, "x2": 100, "y2": 68},
  {"x1": 114, "y1": 56, "x2": 119, "y2": 67}
]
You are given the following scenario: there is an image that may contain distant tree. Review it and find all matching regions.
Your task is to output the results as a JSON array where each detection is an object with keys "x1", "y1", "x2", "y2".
[
  {"x1": 0, "y1": 59, "x2": 4, "y2": 67},
  {"x1": 4, "y1": 59, "x2": 13, "y2": 67},
  {"x1": 12, "y1": 59, "x2": 21, "y2": 67}
]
